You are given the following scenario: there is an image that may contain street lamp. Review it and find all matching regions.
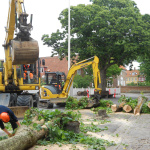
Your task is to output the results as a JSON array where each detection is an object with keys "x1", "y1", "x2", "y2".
[
  {"x1": 68, "y1": 0, "x2": 70, "y2": 70},
  {"x1": 68, "y1": 0, "x2": 73, "y2": 96}
]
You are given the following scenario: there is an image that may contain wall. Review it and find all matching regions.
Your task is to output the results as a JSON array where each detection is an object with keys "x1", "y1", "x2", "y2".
[{"x1": 121, "y1": 86, "x2": 150, "y2": 93}]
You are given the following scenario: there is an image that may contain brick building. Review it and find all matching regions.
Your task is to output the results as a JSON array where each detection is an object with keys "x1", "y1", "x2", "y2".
[{"x1": 39, "y1": 56, "x2": 68, "y2": 78}]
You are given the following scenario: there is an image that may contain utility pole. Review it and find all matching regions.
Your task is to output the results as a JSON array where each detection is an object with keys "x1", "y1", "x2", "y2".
[{"x1": 68, "y1": 0, "x2": 73, "y2": 96}]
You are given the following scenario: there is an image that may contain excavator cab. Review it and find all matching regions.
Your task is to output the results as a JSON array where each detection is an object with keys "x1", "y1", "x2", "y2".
[{"x1": 44, "y1": 72, "x2": 66, "y2": 94}]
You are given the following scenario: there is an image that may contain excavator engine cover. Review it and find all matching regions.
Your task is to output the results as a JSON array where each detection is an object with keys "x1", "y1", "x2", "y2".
[{"x1": 11, "y1": 40, "x2": 39, "y2": 65}]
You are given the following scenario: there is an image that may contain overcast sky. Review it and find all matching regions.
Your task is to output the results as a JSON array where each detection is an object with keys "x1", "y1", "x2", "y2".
[{"x1": 0, "y1": 0, "x2": 149, "y2": 69}]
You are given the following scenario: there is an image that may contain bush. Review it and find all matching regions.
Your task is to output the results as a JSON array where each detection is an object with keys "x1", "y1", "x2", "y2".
[
  {"x1": 141, "y1": 101, "x2": 150, "y2": 113},
  {"x1": 73, "y1": 75, "x2": 93, "y2": 88}
]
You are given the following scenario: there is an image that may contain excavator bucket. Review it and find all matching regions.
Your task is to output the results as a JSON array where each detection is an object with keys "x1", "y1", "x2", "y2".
[
  {"x1": 11, "y1": 40, "x2": 39, "y2": 65},
  {"x1": 8, "y1": 106, "x2": 29, "y2": 118}
]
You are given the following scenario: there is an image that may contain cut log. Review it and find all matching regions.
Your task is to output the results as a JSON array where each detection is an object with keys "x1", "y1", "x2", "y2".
[
  {"x1": 111, "y1": 104, "x2": 121, "y2": 112},
  {"x1": 147, "y1": 102, "x2": 150, "y2": 108},
  {"x1": 134, "y1": 96, "x2": 148, "y2": 115},
  {"x1": 123, "y1": 105, "x2": 132, "y2": 113},
  {"x1": 0, "y1": 125, "x2": 47, "y2": 150},
  {"x1": 119, "y1": 102, "x2": 125, "y2": 108}
]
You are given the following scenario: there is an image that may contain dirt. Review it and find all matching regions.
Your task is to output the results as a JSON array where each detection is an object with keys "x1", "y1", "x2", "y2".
[{"x1": 29, "y1": 109, "x2": 150, "y2": 150}]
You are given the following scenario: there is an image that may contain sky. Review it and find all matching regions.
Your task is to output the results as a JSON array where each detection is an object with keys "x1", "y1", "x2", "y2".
[{"x1": 0, "y1": 0, "x2": 149, "y2": 69}]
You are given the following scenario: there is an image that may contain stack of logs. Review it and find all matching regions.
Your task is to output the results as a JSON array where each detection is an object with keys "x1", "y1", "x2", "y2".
[{"x1": 111, "y1": 95, "x2": 149, "y2": 115}]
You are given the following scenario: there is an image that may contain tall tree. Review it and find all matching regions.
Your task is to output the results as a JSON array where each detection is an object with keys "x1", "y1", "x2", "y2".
[
  {"x1": 42, "y1": 0, "x2": 150, "y2": 91},
  {"x1": 137, "y1": 14, "x2": 150, "y2": 82}
]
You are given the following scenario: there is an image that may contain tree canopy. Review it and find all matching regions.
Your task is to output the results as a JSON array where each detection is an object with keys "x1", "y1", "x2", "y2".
[{"x1": 42, "y1": 0, "x2": 150, "y2": 90}]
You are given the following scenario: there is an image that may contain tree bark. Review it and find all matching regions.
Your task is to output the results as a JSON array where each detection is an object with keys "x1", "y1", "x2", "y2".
[
  {"x1": 0, "y1": 125, "x2": 47, "y2": 150},
  {"x1": 111, "y1": 104, "x2": 121, "y2": 112},
  {"x1": 119, "y1": 102, "x2": 125, "y2": 108},
  {"x1": 147, "y1": 102, "x2": 150, "y2": 108},
  {"x1": 100, "y1": 69, "x2": 107, "y2": 91},
  {"x1": 123, "y1": 105, "x2": 132, "y2": 113},
  {"x1": 134, "y1": 96, "x2": 148, "y2": 115}
]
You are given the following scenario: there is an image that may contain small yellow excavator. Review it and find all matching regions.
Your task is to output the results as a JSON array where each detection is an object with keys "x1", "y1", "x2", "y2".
[
  {"x1": 0, "y1": 0, "x2": 40, "y2": 117},
  {"x1": 41, "y1": 56, "x2": 102, "y2": 108}
]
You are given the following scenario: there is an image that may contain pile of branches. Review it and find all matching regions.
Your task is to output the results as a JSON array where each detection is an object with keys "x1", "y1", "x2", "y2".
[
  {"x1": 0, "y1": 109, "x2": 80, "y2": 150},
  {"x1": 111, "y1": 95, "x2": 150, "y2": 115},
  {"x1": 0, "y1": 108, "x2": 115, "y2": 150}
]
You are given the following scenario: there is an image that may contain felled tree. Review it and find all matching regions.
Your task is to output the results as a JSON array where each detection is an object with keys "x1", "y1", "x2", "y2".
[
  {"x1": 0, "y1": 109, "x2": 80, "y2": 150},
  {"x1": 42, "y1": 0, "x2": 150, "y2": 91}
]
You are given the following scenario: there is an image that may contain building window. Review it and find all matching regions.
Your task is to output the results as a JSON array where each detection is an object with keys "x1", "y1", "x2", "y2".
[
  {"x1": 126, "y1": 78, "x2": 128, "y2": 81},
  {"x1": 129, "y1": 78, "x2": 130, "y2": 81},
  {"x1": 132, "y1": 78, "x2": 133, "y2": 81},
  {"x1": 135, "y1": 78, "x2": 137, "y2": 81},
  {"x1": 40, "y1": 67, "x2": 44, "y2": 73}
]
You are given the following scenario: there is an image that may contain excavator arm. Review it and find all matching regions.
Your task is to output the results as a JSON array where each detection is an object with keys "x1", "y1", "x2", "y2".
[
  {"x1": 61, "y1": 56, "x2": 101, "y2": 96},
  {"x1": 2, "y1": 0, "x2": 39, "y2": 87},
  {"x1": 0, "y1": 0, "x2": 40, "y2": 117}
]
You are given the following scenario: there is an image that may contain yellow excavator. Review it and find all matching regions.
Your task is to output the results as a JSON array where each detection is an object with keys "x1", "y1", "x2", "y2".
[
  {"x1": 0, "y1": 0, "x2": 40, "y2": 117},
  {"x1": 41, "y1": 56, "x2": 102, "y2": 108}
]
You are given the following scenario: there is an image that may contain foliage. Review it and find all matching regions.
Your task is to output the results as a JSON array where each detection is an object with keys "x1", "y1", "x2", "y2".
[
  {"x1": 92, "y1": 107, "x2": 113, "y2": 114},
  {"x1": 65, "y1": 96, "x2": 79, "y2": 110},
  {"x1": 99, "y1": 99, "x2": 113, "y2": 107},
  {"x1": 73, "y1": 82, "x2": 78, "y2": 88},
  {"x1": 42, "y1": 0, "x2": 150, "y2": 91},
  {"x1": 73, "y1": 74, "x2": 93, "y2": 88},
  {"x1": 78, "y1": 97, "x2": 89, "y2": 108},
  {"x1": 106, "y1": 64, "x2": 122, "y2": 78},
  {"x1": 0, "y1": 136, "x2": 8, "y2": 141},
  {"x1": 65, "y1": 96, "x2": 89, "y2": 110},
  {"x1": 118, "y1": 96, "x2": 138, "y2": 110},
  {"x1": 127, "y1": 82, "x2": 137, "y2": 86},
  {"x1": 141, "y1": 101, "x2": 150, "y2": 113},
  {"x1": 127, "y1": 81, "x2": 150, "y2": 86},
  {"x1": 22, "y1": 108, "x2": 115, "y2": 149},
  {"x1": 80, "y1": 122, "x2": 108, "y2": 133},
  {"x1": 91, "y1": 99, "x2": 113, "y2": 114}
]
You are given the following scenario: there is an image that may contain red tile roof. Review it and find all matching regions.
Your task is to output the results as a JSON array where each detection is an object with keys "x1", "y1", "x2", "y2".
[
  {"x1": 119, "y1": 65, "x2": 127, "y2": 70},
  {"x1": 126, "y1": 70, "x2": 140, "y2": 77}
]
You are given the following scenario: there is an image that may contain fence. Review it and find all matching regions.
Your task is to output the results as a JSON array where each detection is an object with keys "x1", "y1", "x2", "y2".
[{"x1": 73, "y1": 88, "x2": 120, "y2": 96}]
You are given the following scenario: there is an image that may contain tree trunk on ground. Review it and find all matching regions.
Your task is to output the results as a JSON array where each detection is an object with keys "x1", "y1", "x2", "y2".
[
  {"x1": 100, "y1": 69, "x2": 107, "y2": 92},
  {"x1": 123, "y1": 105, "x2": 132, "y2": 113},
  {"x1": 0, "y1": 125, "x2": 47, "y2": 150},
  {"x1": 134, "y1": 96, "x2": 148, "y2": 115},
  {"x1": 111, "y1": 104, "x2": 121, "y2": 112},
  {"x1": 0, "y1": 116, "x2": 80, "y2": 150}
]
